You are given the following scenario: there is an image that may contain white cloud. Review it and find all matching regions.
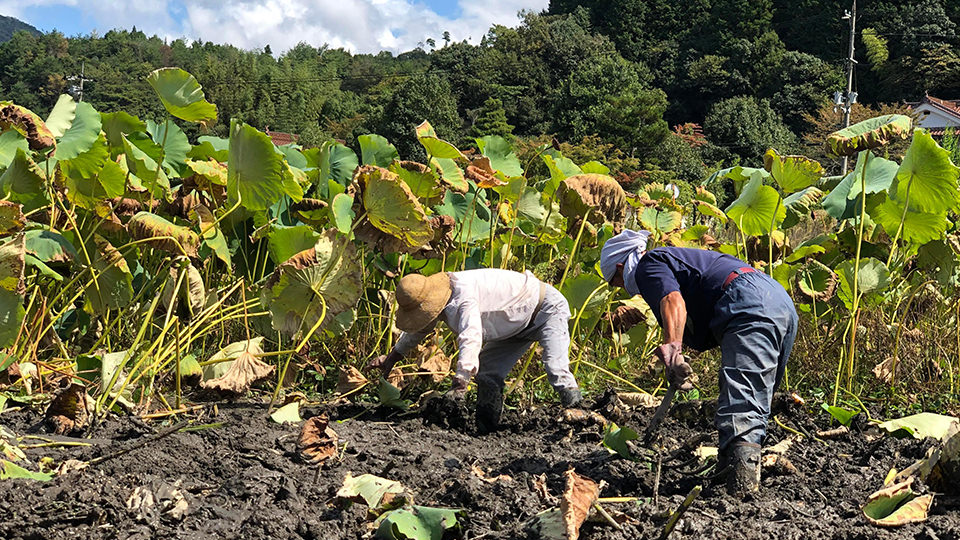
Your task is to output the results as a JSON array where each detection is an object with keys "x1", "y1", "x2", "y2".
[{"x1": 2, "y1": 0, "x2": 550, "y2": 53}]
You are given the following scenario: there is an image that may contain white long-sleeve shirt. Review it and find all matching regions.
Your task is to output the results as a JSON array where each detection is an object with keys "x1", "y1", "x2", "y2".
[{"x1": 394, "y1": 269, "x2": 544, "y2": 381}]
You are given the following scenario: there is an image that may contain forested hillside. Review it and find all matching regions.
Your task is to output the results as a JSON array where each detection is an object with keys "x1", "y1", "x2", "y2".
[
  {"x1": 1, "y1": 0, "x2": 957, "y2": 180},
  {"x1": 0, "y1": 15, "x2": 39, "y2": 42}
]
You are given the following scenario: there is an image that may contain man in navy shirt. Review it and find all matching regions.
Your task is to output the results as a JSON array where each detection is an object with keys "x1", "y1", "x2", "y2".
[{"x1": 600, "y1": 229, "x2": 798, "y2": 496}]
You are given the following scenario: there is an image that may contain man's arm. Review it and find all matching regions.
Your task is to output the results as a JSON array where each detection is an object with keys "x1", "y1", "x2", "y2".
[
  {"x1": 659, "y1": 291, "x2": 687, "y2": 343},
  {"x1": 367, "y1": 328, "x2": 432, "y2": 375},
  {"x1": 451, "y1": 299, "x2": 483, "y2": 384}
]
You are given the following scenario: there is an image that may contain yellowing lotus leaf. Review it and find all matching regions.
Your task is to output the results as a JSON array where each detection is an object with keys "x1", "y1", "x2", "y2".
[
  {"x1": 127, "y1": 212, "x2": 200, "y2": 258},
  {"x1": 559, "y1": 174, "x2": 626, "y2": 225},
  {"x1": 260, "y1": 229, "x2": 362, "y2": 338},
  {"x1": 827, "y1": 114, "x2": 912, "y2": 157},
  {"x1": 862, "y1": 478, "x2": 933, "y2": 527},
  {"x1": 354, "y1": 165, "x2": 433, "y2": 249},
  {"x1": 161, "y1": 262, "x2": 206, "y2": 318},
  {"x1": 0, "y1": 102, "x2": 55, "y2": 150}
]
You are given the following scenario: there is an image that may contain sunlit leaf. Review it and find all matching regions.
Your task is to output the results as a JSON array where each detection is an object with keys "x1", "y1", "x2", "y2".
[
  {"x1": 477, "y1": 135, "x2": 522, "y2": 177},
  {"x1": 147, "y1": 119, "x2": 191, "y2": 177},
  {"x1": 862, "y1": 478, "x2": 933, "y2": 527},
  {"x1": 356, "y1": 165, "x2": 433, "y2": 249},
  {"x1": 835, "y1": 257, "x2": 889, "y2": 310},
  {"x1": 389, "y1": 161, "x2": 442, "y2": 199},
  {"x1": 891, "y1": 129, "x2": 960, "y2": 214},
  {"x1": 330, "y1": 193, "x2": 355, "y2": 234},
  {"x1": 868, "y1": 193, "x2": 947, "y2": 245},
  {"x1": 267, "y1": 225, "x2": 322, "y2": 265},
  {"x1": 0, "y1": 102, "x2": 55, "y2": 150},
  {"x1": 101, "y1": 111, "x2": 146, "y2": 149},
  {"x1": 821, "y1": 402, "x2": 858, "y2": 426},
  {"x1": 0, "y1": 148, "x2": 48, "y2": 212},
  {"x1": 602, "y1": 422, "x2": 639, "y2": 459},
  {"x1": 337, "y1": 472, "x2": 406, "y2": 510},
  {"x1": 146, "y1": 68, "x2": 218, "y2": 126},
  {"x1": 430, "y1": 157, "x2": 467, "y2": 193},
  {"x1": 359, "y1": 134, "x2": 399, "y2": 167},
  {"x1": 378, "y1": 378, "x2": 410, "y2": 410},
  {"x1": 44, "y1": 95, "x2": 77, "y2": 139},
  {"x1": 415, "y1": 120, "x2": 464, "y2": 159},
  {"x1": 764, "y1": 148, "x2": 823, "y2": 193},
  {"x1": 725, "y1": 175, "x2": 785, "y2": 236},
  {"x1": 270, "y1": 402, "x2": 302, "y2": 424},
  {"x1": 827, "y1": 114, "x2": 912, "y2": 157},
  {"x1": 0, "y1": 235, "x2": 25, "y2": 348},
  {"x1": 228, "y1": 120, "x2": 285, "y2": 211},
  {"x1": 375, "y1": 505, "x2": 464, "y2": 540},
  {"x1": 783, "y1": 186, "x2": 823, "y2": 229},
  {"x1": 641, "y1": 206, "x2": 683, "y2": 234},
  {"x1": 54, "y1": 101, "x2": 101, "y2": 161},
  {"x1": 86, "y1": 235, "x2": 133, "y2": 313},
  {"x1": 128, "y1": 212, "x2": 200, "y2": 258},
  {"x1": 878, "y1": 413, "x2": 959, "y2": 440},
  {"x1": 0, "y1": 131, "x2": 28, "y2": 169}
]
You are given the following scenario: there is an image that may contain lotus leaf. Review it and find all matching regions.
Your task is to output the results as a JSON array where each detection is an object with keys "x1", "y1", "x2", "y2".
[
  {"x1": 0, "y1": 235, "x2": 25, "y2": 348},
  {"x1": 64, "y1": 153, "x2": 126, "y2": 212},
  {"x1": 376, "y1": 505, "x2": 464, "y2": 540},
  {"x1": 821, "y1": 403, "x2": 858, "y2": 426},
  {"x1": 86, "y1": 235, "x2": 133, "y2": 314},
  {"x1": 378, "y1": 378, "x2": 410, "y2": 410},
  {"x1": 0, "y1": 131, "x2": 28, "y2": 168},
  {"x1": 191, "y1": 205, "x2": 231, "y2": 268},
  {"x1": 917, "y1": 239, "x2": 958, "y2": 286},
  {"x1": 868, "y1": 193, "x2": 946, "y2": 245},
  {"x1": 640, "y1": 206, "x2": 682, "y2": 235},
  {"x1": 355, "y1": 165, "x2": 433, "y2": 250},
  {"x1": 783, "y1": 186, "x2": 823, "y2": 229},
  {"x1": 200, "y1": 348, "x2": 274, "y2": 396},
  {"x1": 561, "y1": 273, "x2": 611, "y2": 333},
  {"x1": 187, "y1": 135, "x2": 229, "y2": 162},
  {"x1": 122, "y1": 133, "x2": 169, "y2": 198},
  {"x1": 542, "y1": 152, "x2": 582, "y2": 197},
  {"x1": 602, "y1": 422, "x2": 639, "y2": 460},
  {"x1": 146, "y1": 68, "x2": 217, "y2": 126},
  {"x1": 415, "y1": 121, "x2": 464, "y2": 160},
  {"x1": 337, "y1": 472, "x2": 407, "y2": 510},
  {"x1": 696, "y1": 200, "x2": 727, "y2": 223},
  {"x1": 822, "y1": 154, "x2": 897, "y2": 221},
  {"x1": 330, "y1": 193, "x2": 355, "y2": 234},
  {"x1": 127, "y1": 212, "x2": 200, "y2": 258},
  {"x1": 270, "y1": 402, "x2": 302, "y2": 424},
  {"x1": 562, "y1": 470, "x2": 600, "y2": 540},
  {"x1": 337, "y1": 366, "x2": 369, "y2": 395},
  {"x1": 228, "y1": 120, "x2": 285, "y2": 211},
  {"x1": 891, "y1": 129, "x2": 960, "y2": 214},
  {"x1": 54, "y1": 101, "x2": 101, "y2": 161},
  {"x1": 725, "y1": 175, "x2": 785, "y2": 236},
  {"x1": 430, "y1": 157, "x2": 467, "y2": 192},
  {"x1": 516, "y1": 187, "x2": 566, "y2": 245},
  {"x1": 0, "y1": 149, "x2": 48, "y2": 212},
  {"x1": 101, "y1": 111, "x2": 146, "y2": 149},
  {"x1": 299, "y1": 413, "x2": 339, "y2": 464},
  {"x1": 580, "y1": 161, "x2": 609, "y2": 174},
  {"x1": 797, "y1": 260, "x2": 837, "y2": 300},
  {"x1": 359, "y1": 134, "x2": 399, "y2": 167},
  {"x1": 826, "y1": 114, "x2": 911, "y2": 157},
  {"x1": 705, "y1": 166, "x2": 770, "y2": 196},
  {"x1": 147, "y1": 119, "x2": 191, "y2": 177},
  {"x1": 559, "y1": 174, "x2": 626, "y2": 226},
  {"x1": 43, "y1": 382, "x2": 92, "y2": 435},
  {"x1": 186, "y1": 159, "x2": 227, "y2": 187},
  {"x1": 836, "y1": 257, "x2": 890, "y2": 311},
  {"x1": 694, "y1": 186, "x2": 717, "y2": 205},
  {"x1": 201, "y1": 337, "x2": 265, "y2": 380},
  {"x1": 0, "y1": 102, "x2": 55, "y2": 150},
  {"x1": 161, "y1": 262, "x2": 205, "y2": 318},
  {"x1": 389, "y1": 160, "x2": 443, "y2": 199},
  {"x1": 862, "y1": 478, "x2": 933, "y2": 527},
  {"x1": 465, "y1": 157, "x2": 507, "y2": 188},
  {"x1": 0, "y1": 460, "x2": 53, "y2": 482},
  {"x1": 260, "y1": 229, "x2": 362, "y2": 338},
  {"x1": 0, "y1": 202, "x2": 24, "y2": 234},
  {"x1": 764, "y1": 148, "x2": 824, "y2": 193},
  {"x1": 314, "y1": 141, "x2": 358, "y2": 186},
  {"x1": 267, "y1": 225, "x2": 322, "y2": 265},
  {"x1": 44, "y1": 95, "x2": 77, "y2": 139},
  {"x1": 477, "y1": 135, "x2": 523, "y2": 177},
  {"x1": 878, "y1": 413, "x2": 959, "y2": 440}
]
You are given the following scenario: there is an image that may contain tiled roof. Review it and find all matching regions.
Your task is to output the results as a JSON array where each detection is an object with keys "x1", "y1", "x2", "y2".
[
  {"x1": 266, "y1": 130, "x2": 299, "y2": 146},
  {"x1": 906, "y1": 95, "x2": 960, "y2": 119}
]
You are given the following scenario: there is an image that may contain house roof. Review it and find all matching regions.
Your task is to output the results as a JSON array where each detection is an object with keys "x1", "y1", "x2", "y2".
[
  {"x1": 906, "y1": 95, "x2": 960, "y2": 120},
  {"x1": 266, "y1": 129, "x2": 299, "y2": 146}
]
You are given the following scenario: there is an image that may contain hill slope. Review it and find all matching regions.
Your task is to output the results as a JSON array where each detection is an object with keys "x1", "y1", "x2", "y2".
[{"x1": 0, "y1": 15, "x2": 40, "y2": 42}]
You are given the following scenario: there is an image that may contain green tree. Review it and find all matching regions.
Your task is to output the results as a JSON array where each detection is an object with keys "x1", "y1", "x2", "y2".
[
  {"x1": 375, "y1": 73, "x2": 461, "y2": 159},
  {"x1": 703, "y1": 96, "x2": 797, "y2": 163},
  {"x1": 472, "y1": 97, "x2": 514, "y2": 139}
]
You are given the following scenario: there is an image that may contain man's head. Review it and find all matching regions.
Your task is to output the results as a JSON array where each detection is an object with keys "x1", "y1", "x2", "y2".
[
  {"x1": 600, "y1": 230, "x2": 651, "y2": 288},
  {"x1": 395, "y1": 272, "x2": 452, "y2": 333}
]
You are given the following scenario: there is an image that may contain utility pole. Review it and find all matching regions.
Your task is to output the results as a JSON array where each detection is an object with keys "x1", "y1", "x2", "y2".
[
  {"x1": 841, "y1": 0, "x2": 857, "y2": 174},
  {"x1": 68, "y1": 61, "x2": 91, "y2": 102}
]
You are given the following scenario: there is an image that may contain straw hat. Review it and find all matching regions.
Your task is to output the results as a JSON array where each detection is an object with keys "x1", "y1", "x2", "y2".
[{"x1": 395, "y1": 272, "x2": 452, "y2": 333}]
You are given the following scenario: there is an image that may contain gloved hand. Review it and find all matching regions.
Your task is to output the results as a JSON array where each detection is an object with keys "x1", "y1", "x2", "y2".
[
  {"x1": 654, "y1": 341, "x2": 693, "y2": 390},
  {"x1": 366, "y1": 350, "x2": 402, "y2": 377},
  {"x1": 447, "y1": 376, "x2": 468, "y2": 399}
]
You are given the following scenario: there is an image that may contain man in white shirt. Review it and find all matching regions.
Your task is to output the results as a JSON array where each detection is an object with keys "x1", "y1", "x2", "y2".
[{"x1": 370, "y1": 269, "x2": 582, "y2": 433}]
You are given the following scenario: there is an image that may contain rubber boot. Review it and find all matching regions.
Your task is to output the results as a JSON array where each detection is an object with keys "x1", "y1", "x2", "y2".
[
  {"x1": 475, "y1": 376, "x2": 503, "y2": 435},
  {"x1": 724, "y1": 442, "x2": 762, "y2": 497},
  {"x1": 558, "y1": 387, "x2": 582, "y2": 408}
]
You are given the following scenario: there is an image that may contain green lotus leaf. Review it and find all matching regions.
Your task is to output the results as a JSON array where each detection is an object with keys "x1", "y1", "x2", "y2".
[
  {"x1": 542, "y1": 152, "x2": 582, "y2": 197},
  {"x1": 0, "y1": 460, "x2": 52, "y2": 482},
  {"x1": 276, "y1": 144, "x2": 308, "y2": 170},
  {"x1": 430, "y1": 157, "x2": 467, "y2": 193},
  {"x1": 337, "y1": 472, "x2": 406, "y2": 510},
  {"x1": 877, "y1": 412, "x2": 959, "y2": 440},
  {"x1": 376, "y1": 505, "x2": 464, "y2": 540},
  {"x1": 63, "y1": 141, "x2": 125, "y2": 212},
  {"x1": 763, "y1": 148, "x2": 823, "y2": 194},
  {"x1": 62, "y1": 131, "x2": 109, "y2": 182},
  {"x1": 561, "y1": 273, "x2": 612, "y2": 333},
  {"x1": 516, "y1": 187, "x2": 566, "y2": 245},
  {"x1": 415, "y1": 121, "x2": 463, "y2": 160},
  {"x1": 705, "y1": 166, "x2": 770, "y2": 196},
  {"x1": 0, "y1": 202, "x2": 24, "y2": 235},
  {"x1": 640, "y1": 206, "x2": 683, "y2": 234},
  {"x1": 681, "y1": 224, "x2": 711, "y2": 243},
  {"x1": 477, "y1": 135, "x2": 523, "y2": 177},
  {"x1": 281, "y1": 162, "x2": 305, "y2": 203},
  {"x1": 492, "y1": 176, "x2": 526, "y2": 204},
  {"x1": 260, "y1": 229, "x2": 362, "y2": 338},
  {"x1": 186, "y1": 158, "x2": 227, "y2": 186},
  {"x1": 191, "y1": 205, "x2": 231, "y2": 269},
  {"x1": 891, "y1": 129, "x2": 960, "y2": 214},
  {"x1": 378, "y1": 378, "x2": 410, "y2": 410},
  {"x1": 0, "y1": 102, "x2": 55, "y2": 150},
  {"x1": 821, "y1": 153, "x2": 897, "y2": 220},
  {"x1": 696, "y1": 201, "x2": 727, "y2": 223},
  {"x1": 0, "y1": 235, "x2": 25, "y2": 348},
  {"x1": 835, "y1": 257, "x2": 889, "y2": 310},
  {"x1": 868, "y1": 192, "x2": 946, "y2": 245},
  {"x1": 44, "y1": 95, "x2": 77, "y2": 139},
  {"x1": 821, "y1": 403, "x2": 858, "y2": 426},
  {"x1": 580, "y1": 161, "x2": 610, "y2": 174},
  {"x1": 54, "y1": 101, "x2": 101, "y2": 161},
  {"x1": 228, "y1": 120, "x2": 285, "y2": 211},
  {"x1": 24, "y1": 228, "x2": 77, "y2": 265},
  {"x1": 330, "y1": 193, "x2": 355, "y2": 234},
  {"x1": 127, "y1": 212, "x2": 200, "y2": 258},
  {"x1": 0, "y1": 131, "x2": 29, "y2": 169},
  {"x1": 917, "y1": 239, "x2": 958, "y2": 286},
  {"x1": 826, "y1": 114, "x2": 912, "y2": 157},
  {"x1": 389, "y1": 161, "x2": 442, "y2": 200},
  {"x1": 356, "y1": 165, "x2": 433, "y2": 249},
  {"x1": 147, "y1": 119, "x2": 191, "y2": 177},
  {"x1": 0, "y1": 148, "x2": 48, "y2": 212},
  {"x1": 862, "y1": 479, "x2": 933, "y2": 527},
  {"x1": 101, "y1": 111, "x2": 146, "y2": 150},
  {"x1": 309, "y1": 140, "x2": 358, "y2": 187},
  {"x1": 694, "y1": 186, "x2": 717, "y2": 205},
  {"x1": 122, "y1": 133, "x2": 170, "y2": 199},
  {"x1": 359, "y1": 134, "x2": 399, "y2": 167},
  {"x1": 602, "y1": 421, "x2": 640, "y2": 460},
  {"x1": 725, "y1": 175, "x2": 785, "y2": 236},
  {"x1": 86, "y1": 235, "x2": 133, "y2": 314},
  {"x1": 785, "y1": 244, "x2": 826, "y2": 263},
  {"x1": 268, "y1": 225, "x2": 322, "y2": 265},
  {"x1": 187, "y1": 136, "x2": 229, "y2": 162},
  {"x1": 146, "y1": 68, "x2": 217, "y2": 126},
  {"x1": 783, "y1": 186, "x2": 823, "y2": 229},
  {"x1": 797, "y1": 260, "x2": 837, "y2": 300}
]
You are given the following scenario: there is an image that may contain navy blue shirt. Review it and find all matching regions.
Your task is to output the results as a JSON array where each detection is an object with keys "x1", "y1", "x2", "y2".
[{"x1": 633, "y1": 247, "x2": 748, "y2": 351}]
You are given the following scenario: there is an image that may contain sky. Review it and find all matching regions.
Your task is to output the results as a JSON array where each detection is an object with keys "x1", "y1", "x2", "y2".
[{"x1": 0, "y1": 0, "x2": 550, "y2": 54}]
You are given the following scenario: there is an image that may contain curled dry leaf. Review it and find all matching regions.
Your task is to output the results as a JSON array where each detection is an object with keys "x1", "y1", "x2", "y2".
[
  {"x1": 862, "y1": 477, "x2": 934, "y2": 527},
  {"x1": 561, "y1": 408, "x2": 609, "y2": 428},
  {"x1": 562, "y1": 469, "x2": 601, "y2": 540},
  {"x1": 200, "y1": 351, "x2": 274, "y2": 396},
  {"x1": 43, "y1": 381, "x2": 93, "y2": 435},
  {"x1": 465, "y1": 157, "x2": 506, "y2": 188},
  {"x1": 532, "y1": 473, "x2": 556, "y2": 505},
  {"x1": 559, "y1": 174, "x2": 627, "y2": 226},
  {"x1": 416, "y1": 344, "x2": 450, "y2": 383},
  {"x1": 337, "y1": 366, "x2": 369, "y2": 395},
  {"x1": 299, "y1": 413, "x2": 339, "y2": 465},
  {"x1": 616, "y1": 392, "x2": 660, "y2": 409},
  {"x1": 161, "y1": 262, "x2": 206, "y2": 318},
  {"x1": 470, "y1": 464, "x2": 513, "y2": 484},
  {"x1": 0, "y1": 102, "x2": 55, "y2": 150}
]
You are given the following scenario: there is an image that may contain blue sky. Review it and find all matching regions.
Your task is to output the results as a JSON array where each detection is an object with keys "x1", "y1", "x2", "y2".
[{"x1": 1, "y1": 0, "x2": 544, "y2": 53}]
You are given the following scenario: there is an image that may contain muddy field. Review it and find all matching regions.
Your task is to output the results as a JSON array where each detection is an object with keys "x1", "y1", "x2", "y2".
[{"x1": 0, "y1": 393, "x2": 957, "y2": 540}]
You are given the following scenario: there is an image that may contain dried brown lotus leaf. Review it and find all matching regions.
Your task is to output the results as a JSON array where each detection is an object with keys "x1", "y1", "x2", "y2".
[
  {"x1": 200, "y1": 351, "x2": 274, "y2": 395},
  {"x1": 299, "y1": 413, "x2": 339, "y2": 465},
  {"x1": 337, "y1": 366, "x2": 368, "y2": 395},
  {"x1": 617, "y1": 392, "x2": 660, "y2": 408},
  {"x1": 386, "y1": 366, "x2": 405, "y2": 389},
  {"x1": 0, "y1": 103, "x2": 55, "y2": 150},
  {"x1": 417, "y1": 344, "x2": 450, "y2": 383},
  {"x1": 43, "y1": 381, "x2": 93, "y2": 435},
  {"x1": 465, "y1": 157, "x2": 506, "y2": 188},
  {"x1": 0, "y1": 202, "x2": 25, "y2": 234},
  {"x1": 559, "y1": 174, "x2": 627, "y2": 225},
  {"x1": 561, "y1": 469, "x2": 600, "y2": 540}
]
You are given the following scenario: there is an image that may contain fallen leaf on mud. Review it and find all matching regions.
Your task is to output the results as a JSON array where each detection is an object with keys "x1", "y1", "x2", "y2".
[
  {"x1": 0, "y1": 428, "x2": 24, "y2": 462},
  {"x1": 766, "y1": 436, "x2": 798, "y2": 455},
  {"x1": 616, "y1": 392, "x2": 660, "y2": 409},
  {"x1": 470, "y1": 464, "x2": 513, "y2": 484},
  {"x1": 127, "y1": 481, "x2": 190, "y2": 523},
  {"x1": 602, "y1": 422, "x2": 639, "y2": 460},
  {"x1": 270, "y1": 402, "x2": 302, "y2": 424},
  {"x1": 532, "y1": 473, "x2": 557, "y2": 505},
  {"x1": 55, "y1": 459, "x2": 89, "y2": 476},
  {"x1": 561, "y1": 408, "x2": 609, "y2": 428},
  {"x1": 878, "y1": 413, "x2": 960, "y2": 440},
  {"x1": 562, "y1": 470, "x2": 601, "y2": 540},
  {"x1": 337, "y1": 472, "x2": 409, "y2": 511},
  {"x1": 378, "y1": 378, "x2": 410, "y2": 410},
  {"x1": 862, "y1": 477, "x2": 933, "y2": 527},
  {"x1": 0, "y1": 460, "x2": 52, "y2": 481},
  {"x1": 200, "y1": 350, "x2": 275, "y2": 396},
  {"x1": 299, "y1": 414, "x2": 339, "y2": 465},
  {"x1": 374, "y1": 505, "x2": 465, "y2": 540},
  {"x1": 43, "y1": 380, "x2": 94, "y2": 435},
  {"x1": 201, "y1": 337, "x2": 264, "y2": 380},
  {"x1": 761, "y1": 454, "x2": 798, "y2": 475},
  {"x1": 337, "y1": 366, "x2": 369, "y2": 395},
  {"x1": 895, "y1": 422, "x2": 960, "y2": 493}
]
